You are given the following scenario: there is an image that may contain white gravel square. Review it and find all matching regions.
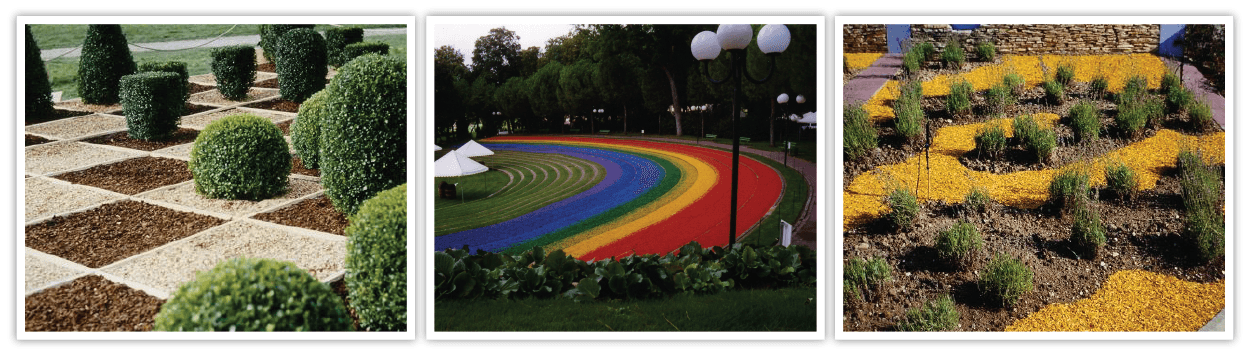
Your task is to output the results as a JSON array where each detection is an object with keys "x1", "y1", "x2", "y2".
[
  {"x1": 179, "y1": 108, "x2": 294, "y2": 131},
  {"x1": 188, "y1": 88, "x2": 280, "y2": 107},
  {"x1": 152, "y1": 142, "x2": 194, "y2": 161},
  {"x1": 25, "y1": 141, "x2": 144, "y2": 176},
  {"x1": 188, "y1": 72, "x2": 278, "y2": 86},
  {"x1": 25, "y1": 251, "x2": 89, "y2": 295},
  {"x1": 25, "y1": 176, "x2": 126, "y2": 222},
  {"x1": 136, "y1": 178, "x2": 321, "y2": 218},
  {"x1": 53, "y1": 99, "x2": 122, "y2": 114},
  {"x1": 25, "y1": 113, "x2": 128, "y2": 140}
]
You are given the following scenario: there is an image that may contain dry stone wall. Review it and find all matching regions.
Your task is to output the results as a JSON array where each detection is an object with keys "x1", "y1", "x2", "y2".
[
  {"x1": 843, "y1": 24, "x2": 888, "y2": 53},
  {"x1": 910, "y1": 24, "x2": 1160, "y2": 55}
]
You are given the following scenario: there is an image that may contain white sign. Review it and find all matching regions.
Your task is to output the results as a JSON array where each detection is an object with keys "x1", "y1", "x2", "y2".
[{"x1": 779, "y1": 220, "x2": 793, "y2": 247}]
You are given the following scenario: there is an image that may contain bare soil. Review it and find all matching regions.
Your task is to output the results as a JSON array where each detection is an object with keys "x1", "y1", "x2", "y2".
[
  {"x1": 843, "y1": 77, "x2": 1226, "y2": 331},
  {"x1": 117, "y1": 103, "x2": 217, "y2": 118},
  {"x1": 188, "y1": 82, "x2": 215, "y2": 95},
  {"x1": 291, "y1": 156, "x2": 320, "y2": 177},
  {"x1": 26, "y1": 134, "x2": 53, "y2": 146},
  {"x1": 253, "y1": 196, "x2": 346, "y2": 235},
  {"x1": 25, "y1": 200, "x2": 225, "y2": 268},
  {"x1": 25, "y1": 275, "x2": 164, "y2": 332},
  {"x1": 83, "y1": 128, "x2": 200, "y2": 151},
  {"x1": 257, "y1": 62, "x2": 276, "y2": 72},
  {"x1": 277, "y1": 120, "x2": 292, "y2": 135},
  {"x1": 53, "y1": 157, "x2": 192, "y2": 195}
]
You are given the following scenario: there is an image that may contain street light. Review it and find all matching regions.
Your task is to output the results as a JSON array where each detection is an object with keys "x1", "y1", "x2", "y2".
[
  {"x1": 692, "y1": 24, "x2": 790, "y2": 247},
  {"x1": 776, "y1": 93, "x2": 789, "y2": 149}
]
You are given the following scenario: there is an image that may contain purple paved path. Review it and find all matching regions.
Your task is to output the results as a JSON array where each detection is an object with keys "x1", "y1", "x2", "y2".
[
  {"x1": 1165, "y1": 58, "x2": 1226, "y2": 130},
  {"x1": 843, "y1": 54, "x2": 903, "y2": 106}
]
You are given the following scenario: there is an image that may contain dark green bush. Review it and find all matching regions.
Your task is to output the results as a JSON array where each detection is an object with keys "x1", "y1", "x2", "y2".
[
  {"x1": 1090, "y1": 75, "x2": 1109, "y2": 96},
  {"x1": 119, "y1": 72, "x2": 183, "y2": 141},
  {"x1": 291, "y1": 89, "x2": 329, "y2": 169},
  {"x1": 902, "y1": 50, "x2": 921, "y2": 75},
  {"x1": 275, "y1": 28, "x2": 328, "y2": 103},
  {"x1": 1055, "y1": 63, "x2": 1075, "y2": 86},
  {"x1": 893, "y1": 80, "x2": 925, "y2": 141},
  {"x1": 1042, "y1": 79, "x2": 1065, "y2": 104},
  {"x1": 964, "y1": 186, "x2": 992, "y2": 213},
  {"x1": 1069, "y1": 100, "x2": 1100, "y2": 143},
  {"x1": 189, "y1": 113, "x2": 291, "y2": 200},
  {"x1": 1029, "y1": 128, "x2": 1057, "y2": 163},
  {"x1": 78, "y1": 24, "x2": 136, "y2": 104},
  {"x1": 1049, "y1": 167, "x2": 1091, "y2": 210},
  {"x1": 940, "y1": 40, "x2": 964, "y2": 69},
  {"x1": 978, "y1": 253, "x2": 1033, "y2": 307},
  {"x1": 974, "y1": 123, "x2": 1007, "y2": 159},
  {"x1": 325, "y1": 26, "x2": 364, "y2": 67},
  {"x1": 342, "y1": 42, "x2": 390, "y2": 64},
  {"x1": 154, "y1": 257, "x2": 353, "y2": 331},
  {"x1": 1012, "y1": 114, "x2": 1039, "y2": 146},
  {"x1": 346, "y1": 183, "x2": 407, "y2": 331},
  {"x1": 137, "y1": 61, "x2": 189, "y2": 103},
  {"x1": 843, "y1": 103, "x2": 877, "y2": 161},
  {"x1": 1188, "y1": 99, "x2": 1214, "y2": 131},
  {"x1": 321, "y1": 54, "x2": 406, "y2": 215},
  {"x1": 259, "y1": 24, "x2": 315, "y2": 63},
  {"x1": 1116, "y1": 103, "x2": 1149, "y2": 135},
  {"x1": 210, "y1": 45, "x2": 257, "y2": 101},
  {"x1": 1119, "y1": 75, "x2": 1150, "y2": 105},
  {"x1": 1070, "y1": 199, "x2": 1107, "y2": 258},
  {"x1": 1104, "y1": 160, "x2": 1137, "y2": 201},
  {"x1": 935, "y1": 219, "x2": 982, "y2": 265},
  {"x1": 984, "y1": 83, "x2": 1014, "y2": 115},
  {"x1": 975, "y1": 41, "x2": 996, "y2": 62},
  {"x1": 896, "y1": 295, "x2": 959, "y2": 331},
  {"x1": 25, "y1": 25, "x2": 55, "y2": 119},
  {"x1": 946, "y1": 80, "x2": 973, "y2": 117},
  {"x1": 1178, "y1": 148, "x2": 1224, "y2": 262},
  {"x1": 1167, "y1": 85, "x2": 1194, "y2": 114},
  {"x1": 1161, "y1": 71, "x2": 1182, "y2": 93},
  {"x1": 916, "y1": 42, "x2": 936, "y2": 60}
]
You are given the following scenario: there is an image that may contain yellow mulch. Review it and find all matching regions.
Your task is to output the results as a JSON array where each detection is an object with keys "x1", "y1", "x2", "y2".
[
  {"x1": 845, "y1": 53, "x2": 884, "y2": 72},
  {"x1": 1006, "y1": 270, "x2": 1224, "y2": 331},
  {"x1": 842, "y1": 114, "x2": 1224, "y2": 229}
]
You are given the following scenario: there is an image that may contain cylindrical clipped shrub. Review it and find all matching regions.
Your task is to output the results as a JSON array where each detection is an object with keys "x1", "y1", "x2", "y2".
[
  {"x1": 153, "y1": 257, "x2": 353, "y2": 331},
  {"x1": 189, "y1": 113, "x2": 291, "y2": 200},
  {"x1": 119, "y1": 72, "x2": 184, "y2": 141},
  {"x1": 259, "y1": 24, "x2": 315, "y2": 63},
  {"x1": 78, "y1": 24, "x2": 136, "y2": 104},
  {"x1": 325, "y1": 26, "x2": 364, "y2": 67},
  {"x1": 210, "y1": 45, "x2": 257, "y2": 101},
  {"x1": 342, "y1": 42, "x2": 390, "y2": 64},
  {"x1": 346, "y1": 183, "x2": 407, "y2": 331},
  {"x1": 291, "y1": 89, "x2": 330, "y2": 169},
  {"x1": 137, "y1": 61, "x2": 189, "y2": 103},
  {"x1": 275, "y1": 28, "x2": 328, "y2": 103},
  {"x1": 26, "y1": 25, "x2": 55, "y2": 119},
  {"x1": 321, "y1": 54, "x2": 406, "y2": 215}
]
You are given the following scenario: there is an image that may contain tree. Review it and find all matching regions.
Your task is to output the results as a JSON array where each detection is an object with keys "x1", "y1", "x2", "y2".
[
  {"x1": 465, "y1": 75, "x2": 497, "y2": 138},
  {"x1": 433, "y1": 45, "x2": 467, "y2": 141},
  {"x1": 559, "y1": 59, "x2": 600, "y2": 132},
  {"x1": 589, "y1": 25, "x2": 646, "y2": 134},
  {"x1": 542, "y1": 26, "x2": 593, "y2": 66},
  {"x1": 527, "y1": 61, "x2": 565, "y2": 128},
  {"x1": 471, "y1": 27, "x2": 520, "y2": 85},
  {"x1": 742, "y1": 24, "x2": 818, "y2": 145},
  {"x1": 516, "y1": 46, "x2": 542, "y2": 78},
  {"x1": 636, "y1": 25, "x2": 705, "y2": 136},
  {"x1": 494, "y1": 76, "x2": 532, "y2": 132},
  {"x1": 25, "y1": 25, "x2": 54, "y2": 119},
  {"x1": 78, "y1": 24, "x2": 136, "y2": 104}
]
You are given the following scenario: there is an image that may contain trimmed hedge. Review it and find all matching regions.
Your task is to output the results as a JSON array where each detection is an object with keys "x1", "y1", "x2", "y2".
[
  {"x1": 119, "y1": 72, "x2": 183, "y2": 140},
  {"x1": 342, "y1": 42, "x2": 390, "y2": 63},
  {"x1": 189, "y1": 113, "x2": 291, "y2": 200},
  {"x1": 137, "y1": 61, "x2": 189, "y2": 104},
  {"x1": 291, "y1": 89, "x2": 330, "y2": 169},
  {"x1": 26, "y1": 25, "x2": 55, "y2": 119},
  {"x1": 78, "y1": 24, "x2": 136, "y2": 104},
  {"x1": 210, "y1": 45, "x2": 257, "y2": 101},
  {"x1": 346, "y1": 183, "x2": 408, "y2": 331},
  {"x1": 275, "y1": 28, "x2": 328, "y2": 103},
  {"x1": 321, "y1": 54, "x2": 406, "y2": 215},
  {"x1": 326, "y1": 26, "x2": 364, "y2": 67},
  {"x1": 259, "y1": 24, "x2": 314, "y2": 63}
]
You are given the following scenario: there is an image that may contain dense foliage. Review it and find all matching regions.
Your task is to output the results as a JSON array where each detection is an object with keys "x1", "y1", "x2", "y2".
[
  {"x1": 274, "y1": 28, "x2": 327, "y2": 103},
  {"x1": 118, "y1": 72, "x2": 183, "y2": 140},
  {"x1": 346, "y1": 184, "x2": 407, "y2": 331},
  {"x1": 78, "y1": 24, "x2": 136, "y2": 104},
  {"x1": 210, "y1": 45, "x2": 257, "y2": 100},
  {"x1": 25, "y1": 25, "x2": 55, "y2": 119},
  {"x1": 320, "y1": 54, "x2": 406, "y2": 215},
  {"x1": 325, "y1": 26, "x2": 364, "y2": 67},
  {"x1": 189, "y1": 113, "x2": 291, "y2": 200}
]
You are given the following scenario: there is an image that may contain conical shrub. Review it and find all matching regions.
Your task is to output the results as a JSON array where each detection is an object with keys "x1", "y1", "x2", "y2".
[
  {"x1": 78, "y1": 24, "x2": 136, "y2": 104},
  {"x1": 25, "y1": 25, "x2": 55, "y2": 119}
]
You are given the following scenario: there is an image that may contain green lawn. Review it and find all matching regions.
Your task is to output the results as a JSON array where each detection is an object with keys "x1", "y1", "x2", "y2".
[{"x1": 30, "y1": 24, "x2": 407, "y2": 49}]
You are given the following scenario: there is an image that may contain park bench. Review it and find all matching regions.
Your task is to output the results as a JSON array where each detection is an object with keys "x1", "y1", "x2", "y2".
[
  {"x1": 705, "y1": 134, "x2": 717, "y2": 139},
  {"x1": 740, "y1": 137, "x2": 751, "y2": 142},
  {"x1": 599, "y1": 130, "x2": 610, "y2": 134}
]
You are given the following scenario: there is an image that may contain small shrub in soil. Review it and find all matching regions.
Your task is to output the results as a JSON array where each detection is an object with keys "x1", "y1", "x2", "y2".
[
  {"x1": 1003, "y1": 72, "x2": 1025, "y2": 97},
  {"x1": 78, "y1": 24, "x2": 137, "y2": 104},
  {"x1": 1049, "y1": 167, "x2": 1091, "y2": 211},
  {"x1": 137, "y1": 60, "x2": 189, "y2": 103},
  {"x1": 1104, "y1": 160, "x2": 1138, "y2": 201},
  {"x1": 1119, "y1": 75, "x2": 1150, "y2": 105},
  {"x1": 946, "y1": 80, "x2": 973, "y2": 117},
  {"x1": 984, "y1": 83, "x2": 1014, "y2": 115},
  {"x1": 915, "y1": 42, "x2": 936, "y2": 60},
  {"x1": 940, "y1": 40, "x2": 964, "y2": 69},
  {"x1": 1166, "y1": 85, "x2": 1195, "y2": 114},
  {"x1": 1069, "y1": 198, "x2": 1107, "y2": 258},
  {"x1": 1069, "y1": 99, "x2": 1100, "y2": 143},
  {"x1": 189, "y1": 113, "x2": 291, "y2": 200},
  {"x1": 844, "y1": 257, "x2": 891, "y2": 302},
  {"x1": 1115, "y1": 102, "x2": 1149, "y2": 135},
  {"x1": 935, "y1": 219, "x2": 982, "y2": 266},
  {"x1": 25, "y1": 25, "x2": 55, "y2": 119},
  {"x1": 975, "y1": 41, "x2": 996, "y2": 62},
  {"x1": 259, "y1": 24, "x2": 315, "y2": 63},
  {"x1": 843, "y1": 103, "x2": 877, "y2": 161},
  {"x1": 1161, "y1": 70, "x2": 1183, "y2": 94},
  {"x1": 978, "y1": 253, "x2": 1033, "y2": 307},
  {"x1": 1090, "y1": 74, "x2": 1109, "y2": 97},
  {"x1": 153, "y1": 257, "x2": 354, "y2": 331},
  {"x1": 1011, "y1": 114, "x2": 1039, "y2": 147},
  {"x1": 275, "y1": 28, "x2": 328, "y2": 103},
  {"x1": 974, "y1": 123, "x2": 1006, "y2": 159},
  {"x1": 1188, "y1": 99, "x2": 1215, "y2": 132},
  {"x1": 325, "y1": 26, "x2": 364, "y2": 67},
  {"x1": 342, "y1": 42, "x2": 391, "y2": 63},
  {"x1": 893, "y1": 79, "x2": 925, "y2": 141},
  {"x1": 210, "y1": 45, "x2": 258, "y2": 101},
  {"x1": 1178, "y1": 147, "x2": 1224, "y2": 262},
  {"x1": 896, "y1": 295, "x2": 959, "y2": 331},
  {"x1": 963, "y1": 186, "x2": 992, "y2": 213},
  {"x1": 1055, "y1": 62, "x2": 1076, "y2": 86},
  {"x1": 1042, "y1": 79, "x2": 1065, "y2": 104},
  {"x1": 346, "y1": 183, "x2": 407, "y2": 331},
  {"x1": 902, "y1": 50, "x2": 921, "y2": 76},
  {"x1": 1028, "y1": 128, "x2": 1057, "y2": 164},
  {"x1": 119, "y1": 72, "x2": 184, "y2": 141},
  {"x1": 321, "y1": 54, "x2": 407, "y2": 215},
  {"x1": 885, "y1": 187, "x2": 919, "y2": 231}
]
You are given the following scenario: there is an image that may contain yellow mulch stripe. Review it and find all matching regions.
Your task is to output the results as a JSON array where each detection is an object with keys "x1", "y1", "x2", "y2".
[
  {"x1": 1006, "y1": 270, "x2": 1224, "y2": 331},
  {"x1": 845, "y1": 53, "x2": 884, "y2": 72}
]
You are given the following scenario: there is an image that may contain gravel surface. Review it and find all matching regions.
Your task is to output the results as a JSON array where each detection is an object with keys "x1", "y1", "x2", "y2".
[
  {"x1": 179, "y1": 107, "x2": 292, "y2": 131},
  {"x1": 188, "y1": 71, "x2": 278, "y2": 86},
  {"x1": 187, "y1": 88, "x2": 280, "y2": 107},
  {"x1": 24, "y1": 176, "x2": 124, "y2": 222},
  {"x1": 54, "y1": 99, "x2": 122, "y2": 114},
  {"x1": 152, "y1": 143, "x2": 193, "y2": 161},
  {"x1": 25, "y1": 141, "x2": 143, "y2": 175},
  {"x1": 83, "y1": 128, "x2": 200, "y2": 151},
  {"x1": 136, "y1": 178, "x2": 321, "y2": 217},
  {"x1": 25, "y1": 114, "x2": 127, "y2": 140},
  {"x1": 24, "y1": 253, "x2": 85, "y2": 294}
]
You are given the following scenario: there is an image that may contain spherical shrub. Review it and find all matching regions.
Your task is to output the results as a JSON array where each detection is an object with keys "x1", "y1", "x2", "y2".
[
  {"x1": 119, "y1": 72, "x2": 183, "y2": 141},
  {"x1": 275, "y1": 28, "x2": 328, "y2": 103},
  {"x1": 189, "y1": 113, "x2": 291, "y2": 200},
  {"x1": 342, "y1": 42, "x2": 390, "y2": 63},
  {"x1": 137, "y1": 60, "x2": 189, "y2": 103},
  {"x1": 978, "y1": 253, "x2": 1033, "y2": 307},
  {"x1": 1104, "y1": 160, "x2": 1138, "y2": 201},
  {"x1": 26, "y1": 25, "x2": 55, "y2": 119},
  {"x1": 210, "y1": 45, "x2": 257, "y2": 101},
  {"x1": 321, "y1": 54, "x2": 406, "y2": 215},
  {"x1": 259, "y1": 24, "x2": 314, "y2": 63},
  {"x1": 325, "y1": 26, "x2": 364, "y2": 67},
  {"x1": 153, "y1": 257, "x2": 353, "y2": 331},
  {"x1": 78, "y1": 24, "x2": 136, "y2": 104},
  {"x1": 346, "y1": 183, "x2": 407, "y2": 331},
  {"x1": 291, "y1": 89, "x2": 329, "y2": 169}
]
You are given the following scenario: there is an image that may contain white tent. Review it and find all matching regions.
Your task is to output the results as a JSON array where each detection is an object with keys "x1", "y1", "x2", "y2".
[
  {"x1": 434, "y1": 149, "x2": 488, "y2": 177},
  {"x1": 434, "y1": 144, "x2": 442, "y2": 150},
  {"x1": 797, "y1": 112, "x2": 818, "y2": 124},
  {"x1": 457, "y1": 140, "x2": 495, "y2": 157}
]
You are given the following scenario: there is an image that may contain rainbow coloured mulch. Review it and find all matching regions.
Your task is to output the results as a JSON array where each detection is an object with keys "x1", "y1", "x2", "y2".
[
  {"x1": 436, "y1": 137, "x2": 784, "y2": 261},
  {"x1": 1007, "y1": 270, "x2": 1224, "y2": 332}
]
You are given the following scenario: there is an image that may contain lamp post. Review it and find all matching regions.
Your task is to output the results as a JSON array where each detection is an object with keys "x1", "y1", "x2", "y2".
[
  {"x1": 776, "y1": 93, "x2": 789, "y2": 150},
  {"x1": 691, "y1": 24, "x2": 790, "y2": 247}
]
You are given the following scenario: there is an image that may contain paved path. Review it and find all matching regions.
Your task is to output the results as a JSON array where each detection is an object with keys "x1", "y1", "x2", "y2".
[
  {"x1": 40, "y1": 28, "x2": 407, "y2": 60},
  {"x1": 1164, "y1": 58, "x2": 1226, "y2": 130},
  {"x1": 843, "y1": 53, "x2": 902, "y2": 106}
]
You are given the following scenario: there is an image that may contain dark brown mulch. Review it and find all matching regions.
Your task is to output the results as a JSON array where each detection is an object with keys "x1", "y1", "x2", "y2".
[
  {"x1": 25, "y1": 275, "x2": 164, "y2": 332},
  {"x1": 25, "y1": 200, "x2": 225, "y2": 268},
  {"x1": 117, "y1": 103, "x2": 217, "y2": 118},
  {"x1": 244, "y1": 98, "x2": 300, "y2": 113},
  {"x1": 252, "y1": 196, "x2": 346, "y2": 235},
  {"x1": 25, "y1": 108, "x2": 94, "y2": 126},
  {"x1": 83, "y1": 128, "x2": 200, "y2": 151},
  {"x1": 257, "y1": 62, "x2": 276, "y2": 72},
  {"x1": 26, "y1": 134, "x2": 53, "y2": 146},
  {"x1": 277, "y1": 120, "x2": 293, "y2": 135},
  {"x1": 331, "y1": 279, "x2": 363, "y2": 331},
  {"x1": 188, "y1": 82, "x2": 215, "y2": 95},
  {"x1": 291, "y1": 156, "x2": 320, "y2": 177},
  {"x1": 53, "y1": 157, "x2": 192, "y2": 195},
  {"x1": 254, "y1": 77, "x2": 279, "y2": 89}
]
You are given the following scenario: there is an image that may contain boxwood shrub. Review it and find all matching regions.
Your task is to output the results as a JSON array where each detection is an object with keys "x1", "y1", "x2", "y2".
[
  {"x1": 346, "y1": 183, "x2": 407, "y2": 331},
  {"x1": 342, "y1": 42, "x2": 390, "y2": 63},
  {"x1": 291, "y1": 89, "x2": 329, "y2": 169},
  {"x1": 326, "y1": 26, "x2": 364, "y2": 67},
  {"x1": 119, "y1": 72, "x2": 183, "y2": 141},
  {"x1": 26, "y1": 25, "x2": 55, "y2": 119},
  {"x1": 275, "y1": 28, "x2": 328, "y2": 103},
  {"x1": 153, "y1": 257, "x2": 353, "y2": 331},
  {"x1": 259, "y1": 24, "x2": 314, "y2": 63},
  {"x1": 78, "y1": 24, "x2": 136, "y2": 104},
  {"x1": 189, "y1": 113, "x2": 291, "y2": 200},
  {"x1": 210, "y1": 45, "x2": 257, "y2": 101},
  {"x1": 321, "y1": 54, "x2": 406, "y2": 215}
]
